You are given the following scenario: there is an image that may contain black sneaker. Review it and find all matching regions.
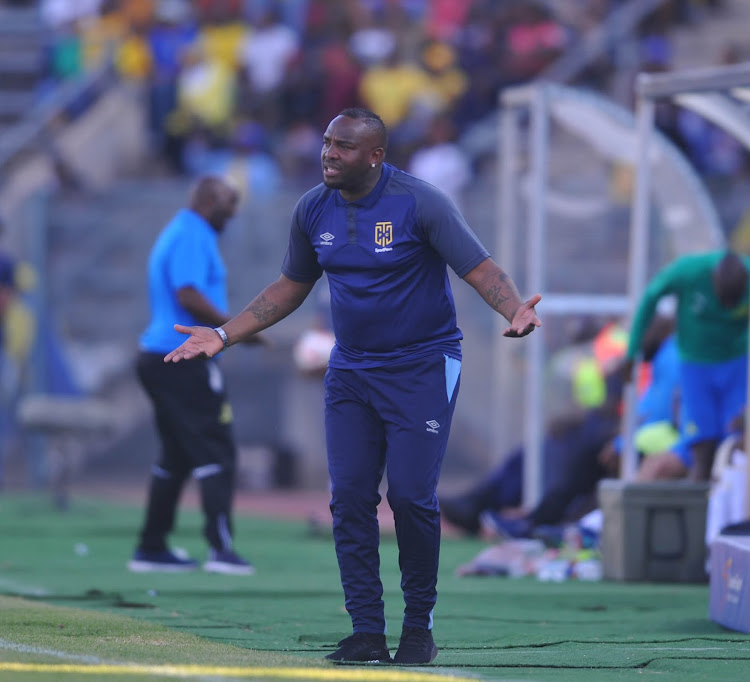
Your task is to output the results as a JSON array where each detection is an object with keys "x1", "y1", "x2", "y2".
[
  {"x1": 393, "y1": 627, "x2": 438, "y2": 664},
  {"x1": 203, "y1": 549, "x2": 255, "y2": 575},
  {"x1": 127, "y1": 549, "x2": 198, "y2": 573},
  {"x1": 324, "y1": 632, "x2": 391, "y2": 663}
]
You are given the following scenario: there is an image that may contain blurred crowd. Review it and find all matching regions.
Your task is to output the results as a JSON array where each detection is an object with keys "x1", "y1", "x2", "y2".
[
  {"x1": 28, "y1": 0, "x2": 727, "y2": 194},
  {"x1": 0, "y1": 0, "x2": 745, "y2": 496}
]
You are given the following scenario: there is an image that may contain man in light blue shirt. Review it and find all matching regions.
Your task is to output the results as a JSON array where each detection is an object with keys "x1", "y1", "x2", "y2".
[{"x1": 130, "y1": 176, "x2": 259, "y2": 576}]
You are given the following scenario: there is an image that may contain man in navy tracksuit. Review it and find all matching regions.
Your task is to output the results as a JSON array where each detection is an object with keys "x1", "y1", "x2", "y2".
[{"x1": 165, "y1": 108, "x2": 541, "y2": 664}]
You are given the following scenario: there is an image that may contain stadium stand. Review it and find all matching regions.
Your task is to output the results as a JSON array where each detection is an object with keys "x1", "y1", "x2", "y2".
[{"x1": 0, "y1": 0, "x2": 748, "y2": 500}]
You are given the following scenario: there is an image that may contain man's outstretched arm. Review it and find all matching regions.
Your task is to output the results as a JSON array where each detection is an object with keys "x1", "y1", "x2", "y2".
[
  {"x1": 164, "y1": 275, "x2": 316, "y2": 362},
  {"x1": 463, "y1": 258, "x2": 541, "y2": 338}
]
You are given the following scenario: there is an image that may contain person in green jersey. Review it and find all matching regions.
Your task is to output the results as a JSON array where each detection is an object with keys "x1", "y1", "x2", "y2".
[{"x1": 625, "y1": 250, "x2": 749, "y2": 481}]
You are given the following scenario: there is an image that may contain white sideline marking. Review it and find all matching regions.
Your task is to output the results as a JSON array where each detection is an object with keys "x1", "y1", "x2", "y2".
[
  {"x1": 0, "y1": 577, "x2": 50, "y2": 597},
  {"x1": 0, "y1": 640, "x2": 479, "y2": 681},
  {"x1": 0, "y1": 638, "x2": 103, "y2": 663}
]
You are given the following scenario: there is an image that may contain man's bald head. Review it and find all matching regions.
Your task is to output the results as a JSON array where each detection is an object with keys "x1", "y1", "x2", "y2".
[
  {"x1": 337, "y1": 107, "x2": 388, "y2": 151},
  {"x1": 189, "y1": 176, "x2": 239, "y2": 232},
  {"x1": 714, "y1": 251, "x2": 748, "y2": 309}
]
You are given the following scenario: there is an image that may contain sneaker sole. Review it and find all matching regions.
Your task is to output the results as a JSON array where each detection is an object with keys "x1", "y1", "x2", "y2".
[
  {"x1": 326, "y1": 658, "x2": 392, "y2": 665},
  {"x1": 203, "y1": 561, "x2": 255, "y2": 575},
  {"x1": 127, "y1": 560, "x2": 197, "y2": 573}
]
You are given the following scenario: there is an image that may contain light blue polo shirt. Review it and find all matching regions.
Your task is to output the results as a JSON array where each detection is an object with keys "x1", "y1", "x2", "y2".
[{"x1": 140, "y1": 209, "x2": 228, "y2": 354}]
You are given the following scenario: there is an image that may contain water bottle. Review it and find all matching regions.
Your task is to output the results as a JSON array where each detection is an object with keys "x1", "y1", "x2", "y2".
[{"x1": 537, "y1": 558, "x2": 570, "y2": 582}]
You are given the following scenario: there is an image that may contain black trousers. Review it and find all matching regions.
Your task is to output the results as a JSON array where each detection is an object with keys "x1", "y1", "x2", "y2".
[
  {"x1": 135, "y1": 352, "x2": 237, "y2": 552},
  {"x1": 529, "y1": 410, "x2": 618, "y2": 526}
]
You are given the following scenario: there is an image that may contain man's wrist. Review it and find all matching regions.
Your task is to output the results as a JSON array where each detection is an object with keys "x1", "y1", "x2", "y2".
[{"x1": 213, "y1": 326, "x2": 229, "y2": 350}]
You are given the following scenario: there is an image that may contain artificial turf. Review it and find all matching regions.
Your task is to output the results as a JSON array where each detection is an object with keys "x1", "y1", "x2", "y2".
[{"x1": 1, "y1": 493, "x2": 749, "y2": 681}]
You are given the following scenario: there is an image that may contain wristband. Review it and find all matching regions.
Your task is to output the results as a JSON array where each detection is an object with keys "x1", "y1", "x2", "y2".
[{"x1": 213, "y1": 326, "x2": 229, "y2": 350}]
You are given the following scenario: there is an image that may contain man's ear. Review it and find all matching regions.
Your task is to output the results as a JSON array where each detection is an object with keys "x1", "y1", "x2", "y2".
[{"x1": 370, "y1": 148, "x2": 385, "y2": 166}]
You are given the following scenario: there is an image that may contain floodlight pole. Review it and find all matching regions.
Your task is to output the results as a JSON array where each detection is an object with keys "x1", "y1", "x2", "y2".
[
  {"x1": 621, "y1": 80, "x2": 655, "y2": 481},
  {"x1": 493, "y1": 101, "x2": 521, "y2": 465},
  {"x1": 522, "y1": 86, "x2": 550, "y2": 506},
  {"x1": 496, "y1": 84, "x2": 548, "y2": 506}
]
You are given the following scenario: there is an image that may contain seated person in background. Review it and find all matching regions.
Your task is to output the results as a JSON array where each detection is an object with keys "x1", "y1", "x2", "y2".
[
  {"x1": 599, "y1": 307, "x2": 691, "y2": 482},
  {"x1": 441, "y1": 312, "x2": 680, "y2": 538},
  {"x1": 441, "y1": 318, "x2": 630, "y2": 535},
  {"x1": 440, "y1": 406, "x2": 619, "y2": 535},
  {"x1": 484, "y1": 311, "x2": 702, "y2": 540}
]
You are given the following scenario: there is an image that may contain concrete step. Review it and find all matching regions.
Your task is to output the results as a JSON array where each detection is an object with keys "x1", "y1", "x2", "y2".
[
  {"x1": 0, "y1": 50, "x2": 44, "y2": 75},
  {"x1": 670, "y1": 0, "x2": 750, "y2": 69},
  {"x1": 0, "y1": 6, "x2": 44, "y2": 34},
  {"x1": 0, "y1": 91, "x2": 37, "y2": 119}
]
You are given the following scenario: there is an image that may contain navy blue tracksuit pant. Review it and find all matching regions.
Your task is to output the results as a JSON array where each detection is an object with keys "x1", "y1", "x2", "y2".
[{"x1": 324, "y1": 352, "x2": 461, "y2": 634}]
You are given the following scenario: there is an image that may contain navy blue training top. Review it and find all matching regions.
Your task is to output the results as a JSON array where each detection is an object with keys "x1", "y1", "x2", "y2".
[{"x1": 281, "y1": 163, "x2": 490, "y2": 368}]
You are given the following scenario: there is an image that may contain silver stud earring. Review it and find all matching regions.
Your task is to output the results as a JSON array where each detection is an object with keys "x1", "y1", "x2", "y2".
[{"x1": 371, "y1": 163, "x2": 376, "y2": 168}]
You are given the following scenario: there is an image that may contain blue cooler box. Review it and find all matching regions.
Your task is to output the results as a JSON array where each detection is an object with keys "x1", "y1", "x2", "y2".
[{"x1": 709, "y1": 534, "x2": 750, "y2": 633}]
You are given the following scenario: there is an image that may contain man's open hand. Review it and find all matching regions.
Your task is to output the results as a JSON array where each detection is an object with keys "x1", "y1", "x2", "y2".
[
  {"x1": 503, "y1": 294, "x2": 542, "y2": 338},
  {"x1": 164, "y1": 324, "x2": 224, "y2": 362}
]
